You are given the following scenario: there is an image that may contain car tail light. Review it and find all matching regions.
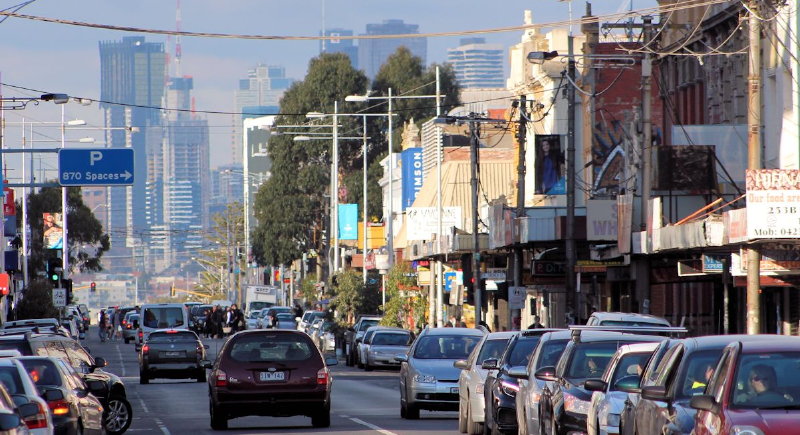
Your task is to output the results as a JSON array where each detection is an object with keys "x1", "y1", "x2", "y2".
[
  {"x1": 48, "y1": 399, "x2": 70, "y2": 416},
  {"x1": 142, "y1": 345, "x2": 149, "y2": 355},
  {"x1": 215, "y1": 370, "x2": 227, "y2": 387},
  {"x1": 23, "y1": 402, "x2": 48, "y2": 429},
  {"x1": 138, "y1": 330, "x2": 143, "y2": 340},
  {"x1": 317, "y1": 368, "x2": 330, "y2": 386}
]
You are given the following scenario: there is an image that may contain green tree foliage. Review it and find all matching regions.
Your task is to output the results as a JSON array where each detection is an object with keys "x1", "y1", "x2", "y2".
[
  {"x1": 328, "y1": 270, "x2": 381, "y2": 325},
  {"x1": 194, "y1": 202, "x2": 245, "y2": 299},
  {"x1": 18, "y1": 186, "x2": 109, "y2": 274},
  {"x1": 16, "y1": 279, "x2": 59, "y2": 320},
  {"x1": 299, "y1": 273, "x2": 320, "y2": 305},
  {"x1": 381, "y1": 263, "x2": 428, "y2": 329}
]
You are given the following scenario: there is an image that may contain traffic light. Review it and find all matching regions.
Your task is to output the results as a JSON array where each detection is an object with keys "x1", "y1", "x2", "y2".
[
  {"x1": 47, "y1": 258, "x2": 62, "y2": 285},
  {"x1": 90, "y1": 282, "x2": 96, "y2": 292},
  {"x1": 461, "y1": 254, "x2": 474, "y2": 305},
  {"x1": 61, "y1": 279, "x2": 73, "y2": 304}
]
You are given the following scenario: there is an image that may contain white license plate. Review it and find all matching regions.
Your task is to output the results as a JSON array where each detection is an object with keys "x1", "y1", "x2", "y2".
[
  {"x1": 450, "y1": 387, "x2": 459, "y2": 394},
  {"x1": 260, "y1": 371, "x2": 285, "y2": 381},
  {"x1": 163, "y1": 351, "x2": 183, "y2": 358}
]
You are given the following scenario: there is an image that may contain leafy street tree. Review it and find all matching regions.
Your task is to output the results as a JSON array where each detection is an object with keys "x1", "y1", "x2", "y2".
[
  {"x1": 381, "y1": 263, "x2": 428, "y2": 330},
  {"x1": 18, "y1": 186, "x2": 109, "y2": 275},
  {"x1": 328, "y1": 270, "x2": 380, "y2": 325},
  {"x1": 194, "y1": 202, "x2": 245, "y2": 300},
  {"x1": 16, "y1": 279, "x2": 59, "y2": 320}
]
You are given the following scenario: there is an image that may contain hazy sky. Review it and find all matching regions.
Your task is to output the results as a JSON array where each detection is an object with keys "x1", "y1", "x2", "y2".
[{"x1": 0, "y1": 0, "x2": 653, "y2": 176}]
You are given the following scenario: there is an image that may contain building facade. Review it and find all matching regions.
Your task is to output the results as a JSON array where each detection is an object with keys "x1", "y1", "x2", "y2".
[
  {"x1": 447, "y1": 38, "x2": 505, "y2": 88},
  {"x1": 320, "y1": 28, "x2": 358, "y2": 67},
  {"x1": 358, "y1": 19, "x2": 427, "y2": 79}
]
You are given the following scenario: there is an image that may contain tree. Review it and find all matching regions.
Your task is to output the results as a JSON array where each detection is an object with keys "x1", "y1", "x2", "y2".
[
  {"x1": 18, "y1": 186, "x2": 109, "y2": 275},
  {"x1": 328, "y1": 270, "x2": 381, "y2": 325},
  {"x1": 16, "y1": 279, "x2": 59, "y2": 320},
  {"x1": 194, "y1": 202, "x2": 245, "y2": 300},
  {"x1": 381, "y1": 263, "x2": 428, "y2": 330}
]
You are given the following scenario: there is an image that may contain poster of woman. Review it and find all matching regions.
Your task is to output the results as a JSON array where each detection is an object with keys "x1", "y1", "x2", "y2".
[
  {"x1": 43, "y1": 212, "x2": 63, "y2": 249},
  {"x1": 534, "y1": 135, "x2": 565, "y2": 194}
]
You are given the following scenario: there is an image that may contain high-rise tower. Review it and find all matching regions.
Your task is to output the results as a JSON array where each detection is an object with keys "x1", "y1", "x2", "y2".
[
  {"x1": 358, "y1": 19, "x2": 427, "y2": 79},
  {"x1": 447, "y1": 38, "x2": 505, "y2": 88}
]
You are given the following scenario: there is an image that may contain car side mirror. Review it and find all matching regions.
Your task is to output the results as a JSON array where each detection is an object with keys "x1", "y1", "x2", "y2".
[
  {"x1": 17, "y1": 402, "x2": 39, "y2": 419},
  {"x1": 534, "y1": 366, "x2": 558, "y2": 382},
  {"x1": 395, "y1": 353, "x2": 408, "y2": 363},
  {"x1": 325, "y1": 357, "x2": 339, "y2": 366},
  {"x1": 453, "y1": 359, "x2": 469, "y2": 370},
  {"x1": 201, "y1": 360, "x2": 213, "y2": 369},
  {"x1": 689, "y1": 394, "x2": 719, "y2": 413},
  {"x1": 584, "y1": 379, "x2": 607, "y2": 392},
  {"x1": 43, "y1": 389, "x2": 64, "y2": 402},
  {"x1": 93, "y1": 357, "x2": 107, "y2": 369},
  {"x1": 481, "y1": 359, "x2": 499, "y2": 370},
  {"x1": 641, "y1": 385, "x2": 669, "y2": 402},
  {"x1": 507, "y1": 367, "x2": 528, "y2": 379}
]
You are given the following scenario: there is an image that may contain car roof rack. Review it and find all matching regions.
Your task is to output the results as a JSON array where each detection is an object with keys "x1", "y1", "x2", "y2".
[{"x1": 567, "y1": 325, "x2": 688, "y2": 342}]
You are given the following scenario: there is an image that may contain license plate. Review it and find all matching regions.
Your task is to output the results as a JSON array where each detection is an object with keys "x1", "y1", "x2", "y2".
[
  {"x1": 260, "y1": 371, "x2": 285, "y2": 381},
  {"x1": 450, "y1": 387, "x2": 459, "y2": 394},
  {"x1": 162, "y1": 351, "x2": 183, "y2": 358}
]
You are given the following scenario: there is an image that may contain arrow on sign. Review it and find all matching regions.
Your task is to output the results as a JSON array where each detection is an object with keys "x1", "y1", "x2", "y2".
[{"x1": 122, "y1": 171, "x2": 132, "y2": 180}]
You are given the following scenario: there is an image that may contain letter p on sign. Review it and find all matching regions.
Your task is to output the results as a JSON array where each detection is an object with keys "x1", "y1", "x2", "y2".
[{"x1": 89, "y1": 151, "x2": 103, "y2": 166}]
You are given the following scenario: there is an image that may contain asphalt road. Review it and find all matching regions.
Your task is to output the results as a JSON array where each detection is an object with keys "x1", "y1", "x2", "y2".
[{"x1": 85, "y1": 328, "x2": 460, "y2": 434}]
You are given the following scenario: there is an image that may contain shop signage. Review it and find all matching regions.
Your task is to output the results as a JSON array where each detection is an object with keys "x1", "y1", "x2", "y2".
[
  {"x1": 746, "y1": 169, "x2": 800, "y2": 239},
  {"x1": 532, "y1": 261, "x2": 565, "y2": 276},
  {"x1": 702, "y1": 255, "x2": 725, "y2": 273},
  {"x1": 480, "y1": 269, "x2": 506, "y2": 280},
  {"x1": 400, "y1": 148, "x2": 423, "y2": 210},
  {"x1": 406, "y1": 207, "x2": 462, "y2": 241},
  {"x1": 587, "y1": 200, "x2": 618, "y2": 241}
]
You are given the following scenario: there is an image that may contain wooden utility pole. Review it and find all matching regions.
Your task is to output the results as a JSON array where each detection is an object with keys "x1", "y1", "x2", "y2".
[
  {"x1": 512, "y1": 96, "x2": 527, "y2": 329},
  {"x1": 746, "y1": 0, "x2": 762, "y2": 334}
]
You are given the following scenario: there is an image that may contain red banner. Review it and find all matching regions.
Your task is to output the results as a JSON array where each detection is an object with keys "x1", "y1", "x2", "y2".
[
  {"x1": 3, "y1": 187, "x2": 14, "y2": 216},
  {"x1": 0, "y1": 274, "x2": 8, "y2": 296}
]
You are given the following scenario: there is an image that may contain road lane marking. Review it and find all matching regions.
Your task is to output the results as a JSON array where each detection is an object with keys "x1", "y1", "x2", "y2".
[
  {"x1": 115, "y1": 343, "x2": 127, "y2": 377},
  {"x1": 154, "y1": 418, "x2": 170, "y2": 435},
  {"x1": 347, "y1": 417, "x2": 398, "y2": 435}
]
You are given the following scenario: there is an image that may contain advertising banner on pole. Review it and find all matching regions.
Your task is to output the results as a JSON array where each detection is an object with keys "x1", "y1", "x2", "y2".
[
  {"x1": 746, "y1": 169, "x2": 800, "y2": 239},
  {"x1": 400, "y1": 148, "x2": 423, "y2": 210},
  {"x1": 338, "y1": 204, "x2": 358, "y2": 240},
  {"x1": 43, "y1": 213, "x2": 63, "y2": 250}
]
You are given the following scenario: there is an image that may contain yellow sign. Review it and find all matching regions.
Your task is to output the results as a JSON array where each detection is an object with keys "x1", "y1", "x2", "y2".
[{"x1": 358, "y1": 223, "x2": 386, "y2": 249}]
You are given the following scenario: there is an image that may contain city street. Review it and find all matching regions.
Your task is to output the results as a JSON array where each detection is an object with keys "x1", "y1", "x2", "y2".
[{"x1": 85, "y1": 329, "x2": 460, "y2": 435}]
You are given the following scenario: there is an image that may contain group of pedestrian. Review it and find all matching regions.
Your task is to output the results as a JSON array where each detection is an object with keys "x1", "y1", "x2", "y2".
[
  {"x1": 97, "y1": 308, "x2": 123, "y2": 342},
  {"x1": 202, "y1": 304, "x2": 244, "y2": 339}
]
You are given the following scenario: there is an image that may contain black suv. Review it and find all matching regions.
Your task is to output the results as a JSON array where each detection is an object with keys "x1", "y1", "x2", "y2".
[{"x1": 0, "y1": 330, "x2": 133, "y2": 434}]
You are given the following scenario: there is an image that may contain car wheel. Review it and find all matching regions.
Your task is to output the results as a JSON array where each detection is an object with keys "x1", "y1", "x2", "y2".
[
  {"x1": 197, "y1": 370, "x2": 207, "y2": 383},
  {"x1": 139, "y1": 370, "x2": 149, "y2": 384},
  {"x1": 210, "y1": 402, "x2": 228, "y2": 430},
  {"x1": 104, "y1": 395, "x2": 132, "y2": 435},
  {"x1": 406, "y1": 402, "x2": 419, "y2": 420},
  {"x1": 458, "y1": 395, "x2": 468, "y2": 433},
  {"x1": 466, "y1": 399, "x2": 483, "y2": 435},
  {"x1": 311, "y1": 406, "x2": 331, "y2": 428}
]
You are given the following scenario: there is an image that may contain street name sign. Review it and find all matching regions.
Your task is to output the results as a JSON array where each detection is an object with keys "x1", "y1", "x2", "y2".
[{"x1": 58, "y1": 149, "x2": 134, "y2": 186}]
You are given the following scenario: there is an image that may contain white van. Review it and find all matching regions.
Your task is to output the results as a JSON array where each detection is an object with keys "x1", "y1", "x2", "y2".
[{"x1": 135, "y1": 303, "x2": 189, "y2": 350}]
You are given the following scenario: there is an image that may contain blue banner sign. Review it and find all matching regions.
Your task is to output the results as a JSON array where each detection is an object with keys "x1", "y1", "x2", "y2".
[
  {"x1": 401, "y1": 148, "x2": 423, "y2": 210},
  {"x1": 58, "y1": 149, "x2": 134, "y2": 186},
  {"x1": 338, "y1": 204, "x2": 358, "y2": 240}
]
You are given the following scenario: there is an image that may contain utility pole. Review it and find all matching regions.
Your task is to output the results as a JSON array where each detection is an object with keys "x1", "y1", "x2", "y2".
[
  {"x1": 469, "y1": 118, "x2": 483, "y2": 328},
  {"x1": 746, "y1": 0, "x2": 762, "y2": 335},
  {"x1": 565, "y1": 33, "x2": 577, "y2": 324},
  {"x1": 513, "y1": 96, "x2": 527, "y2": 330},
  {"x1": 640, "y1": 16, "x2": 654, "y2": 315}
]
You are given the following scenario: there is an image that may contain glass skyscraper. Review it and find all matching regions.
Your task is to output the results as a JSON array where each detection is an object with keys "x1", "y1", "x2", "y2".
[
  {"x1": 447, "y1": 38, "x2": 505, "y2": 88},
  {"x1": 358, "y1": 19, "x2": 427, "y2": 79}
]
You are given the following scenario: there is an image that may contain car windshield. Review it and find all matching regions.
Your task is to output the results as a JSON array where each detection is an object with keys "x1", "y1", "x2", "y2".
[
  {"x1": 18, "y1": 359, "x2": 62, "y2": 387},
  {"x1": 599, "y1": 320, "x2": 668, "y2": 327},
  {"x1": 676, "y1": 349, "x2": 724, "y2": 399},
  {"x1": 248, "y1": 301, "x2": 273, "y2": 312},
  {"x1": 142, "y1": 307, "x2": 184, "y2": 329},
  {"x1": 276, "y1": 314, "x2": 295, "y2": 321},
  {"x1": 534, "y1": 339, "x2": 569, "y2": 370},
  {"x1": 0, "y1": 367, "x2": 23, "y2": 396},
  {"x1": 610, "y1": 352, "x2": 652, "y2": 390},
  {"x1": 414, "y1": 335, "x2": 481, "y2": 360},
  {"x1": 476, "y1": 338, "x2": 511, "y2": 365},
  {"x1": 372, "y1": 332, "x2": 412, "y2": 346},
  {"x1": 304, "y1": 312, "x2": 325, "y2": 322},
  {"x1": 731, "y1": 352, "x2": 800, "y2": 409},
  {"x1": 566, "y1": 342, "x2": 620, "y2": 381},
  {"x1": 147, "y1": 331, "x2": 197, "y2": 342},
  {"x1": 228, "y1": 334, "x2": 314, "y2": 363},
  {"x1": 508, "y1": 336, "x2": 542, "y2": 367},
  {"x1": 359, "y1": 319, "x2": 380, "y2": 332},
  {"x1": 248, "y1": 312, "x2": 261, "y2": 319}
]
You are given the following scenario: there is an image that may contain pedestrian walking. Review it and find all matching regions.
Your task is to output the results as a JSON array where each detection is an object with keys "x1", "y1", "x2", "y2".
[{"x1": 98, "y1": 311, "x2": 107, "y2": 342}]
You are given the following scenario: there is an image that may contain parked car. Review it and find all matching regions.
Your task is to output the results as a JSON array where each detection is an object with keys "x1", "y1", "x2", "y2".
[
  {"x1": 398, "y1": 327, "x2": 485, "y2": 419},
  {"x1": 357, "y1": 326, "x2": 396, "y2": 369},
  {"x1": 121, "y1": 314, "x2": 139, "y2": 344},
  {"x1": 346, "y1": 316, "x2": 382, "y2": 367},
  {"x1": 482, "y1": 329, "x2": 559, "y2": 435},
  {"x1": 205, "y1": 329, "x2": 338, "y2": 430},
  {"x1": 690, "y1": 336, "x2": 800, "y2": 434},
  {"x1": 138, "y1": 329, "x2": 208, "y2": 384},
  {"x1": 0, "y1": 380, "x2": 39, "y2": 435},
  {"x1": 537, "y1": 330, "x2": 668, "y2": 435},
  {"x1": 586, "y1": 312, "x2": 671, "y2": 328},
  {"x1": 63, "y1": 306, "x2": 84, "y2": 334},
  {"x1": 58, "y1": 318, "x2": 80, "y2": 341},
  {"x1": 274, "y1": 313, "x2": 297, "y2": 330},
  {"x1": 633, "y1": 334, "x2": 767, "y2": 435},
  {"x1": 298, "y1": 311, "x2": 326, "y2": 334},
  {"x1": 0, "y1": 331, "x2": 132, "y2": 434},
  {"x1": 584, "y1": 342, "x2": 659, "y2": 435},
  {"x1": 135, "y1": 303, "x2": 189, "y2": 351},
  {"x1": 515, "y1": 330, "x2": 572, "y2": 435},
  {"x1": 1, "y1": 319, "x2": 65, "y2": 336},
  {"x1": 75, "y1": 305, "x2": 91, "y2": 331},
  {"x1": 310, "y1": 320, "x2": 335, "y2": 353},
  {"x1": 0, "y1": 358, "x2": 54, "y2": 435},
  {"x1": 363, "y1": 329, "x2": 413, "y2": 371},
  {"x1": 16, "y1": 356, "x2": 104, "y2": 434},
  {"x1": 307, "y1": 319, "x2": 326, "y2": 348},
  {"x1": 456, "y1": 331, "x2": 516, "y2": 434}
]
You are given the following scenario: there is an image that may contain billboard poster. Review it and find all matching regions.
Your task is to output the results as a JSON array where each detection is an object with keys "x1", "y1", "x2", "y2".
[
  {"x1": 337, "y1": 204, "x2": 358, "y2": 240},
  {"x1": 745, "y1": 169, "x2": 800, "y2": 239},
  {"x1": 43, "y1": 213, "x2": 63, "y2": 249},
  {"x1": 400, "y1": 148, "x2": 423, "y2": 210},
  {"x1": 534, "y1": 135, "x2": 565, "y2": 195}
]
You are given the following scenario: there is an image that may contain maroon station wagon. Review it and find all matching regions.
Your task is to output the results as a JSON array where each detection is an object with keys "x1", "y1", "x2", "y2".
[{"x1": 206, "y1": 329, "x2": 338, "y2": 430}]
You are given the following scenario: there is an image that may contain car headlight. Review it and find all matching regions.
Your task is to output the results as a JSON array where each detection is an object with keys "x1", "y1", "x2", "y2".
[
  {"x1": 563, "y1": 392, "x2": 591, "y2": 415},
  {"x1": 605, "y1": 413, "x2": 620, "y2": 428},
  {"x1": 475, "y1": 383, "x2": 484, "y2": 394},
  {"x1": 501, "y1": 380, "x2": 520, "y2": 397},
  {"x1": 732, "y1": 427, "x2": 765, "y2": 435},
  {"x1": 413, "y1": 374, "x2": 436, "y2": 384}
]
